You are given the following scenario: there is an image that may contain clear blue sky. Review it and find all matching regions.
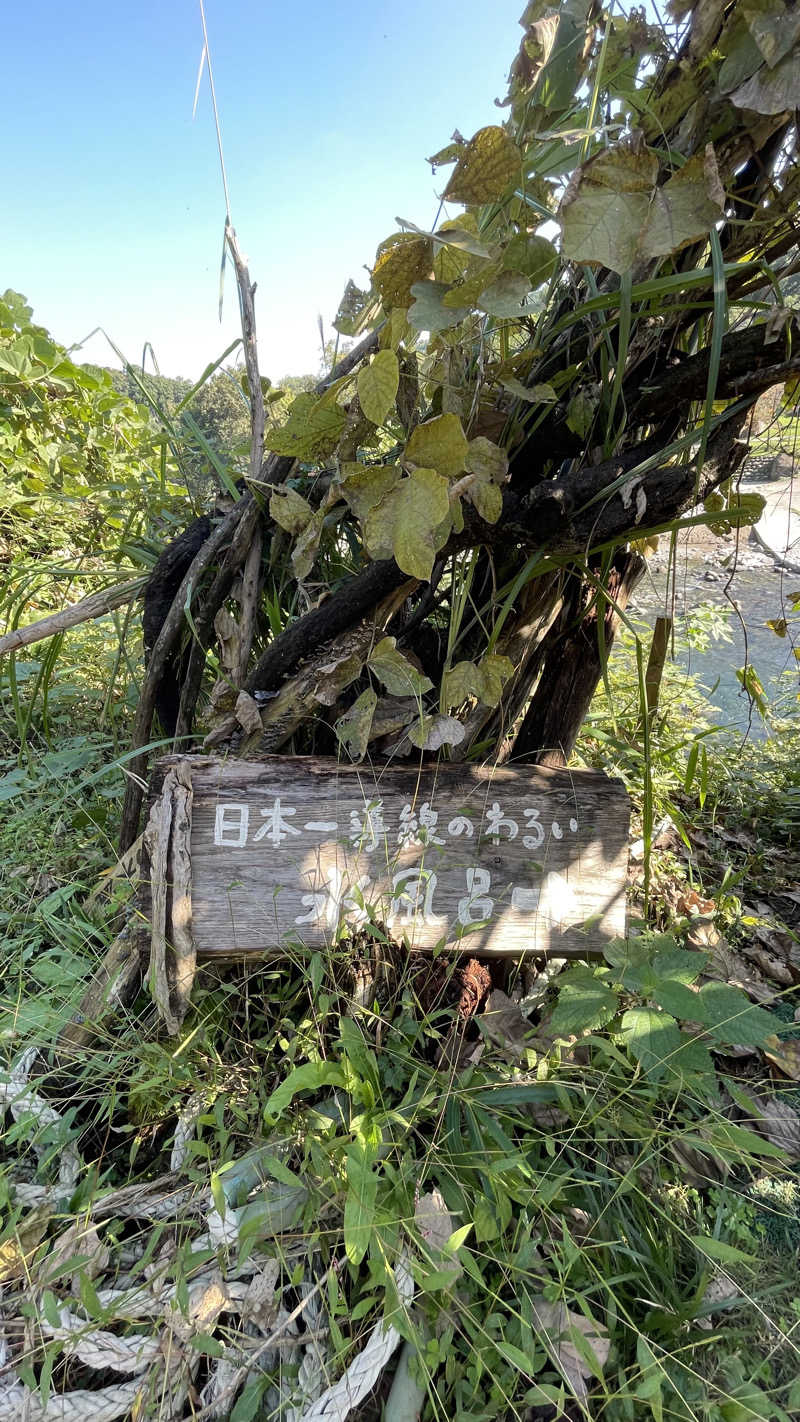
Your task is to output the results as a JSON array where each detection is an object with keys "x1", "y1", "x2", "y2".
[{"x1": 4, "y1": 1, "x2": 521, "y2": 380}]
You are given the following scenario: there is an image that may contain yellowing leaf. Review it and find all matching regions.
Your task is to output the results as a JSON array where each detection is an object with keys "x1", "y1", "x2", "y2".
[
  {"x1": 465, "y1": 436, "x2": 508, "y2": 483},
  {"x1": 443, "y1": 660, "x2": 484, "y2": 706},
  {"x1": 560, "y1": 142, "x2": 657, "y2": 273},
  {"x1": 766, "y1": 618, "x2": 788, "y2": 638},
  {"x1": 314, "y1": 652, "x2": 363, "y2": 707},
  {"x1": 763, "y1": 1034, "x2": 800, "y2": 1081},
  {"x1": 372, "y1": 232, "x2": 433, "y2": 310},
  {"x1": 639, "y1": 148, "x2": 725, "y2": 261},
  {"x1": 269, "y1": 485, "x2": 313, "y2": 535},
  {"x1": 443, "y1": 654, "x2": 513, "y2": 707},
  {"x1": 367, "y1": 636, "x2": 433, "y2": 696},
  {"x1": 405, "y1": 413, "x2": 468, "y2": 479},
  {"x1": 335, "y1": 688, "x2": 378, "y2": 763},
  {"x1": 365, "y1": 467, "x2": 450, "y2": 581},
  {"x1": 291, "y1": 509, "x2": 325, "y2": 580},
  {"x1": 427, "y1": 140, "x2": 464, "y2": 168},
  {"x1": 0, "y1": 1204, "x2": 51, "y2": 1283},
  {"x1": 443, "y1": 125, "x2": 522, "y2": 205},
  {"x1": 561, "y1": 141, "x2": 724, "y2": 273},
  {"x1": 264, "y1": 391, "x2": 347, "y2": 462},
  {"x1": 338, "y1": 462, "x2": 400, "y2": 523},
  {"x1": 357, "y1": 349, "x2": 399, "y2": 426},
  {"x1": 479, "y1": 653, "x2": 514, "y2": 706},
  {"x1": 471, "y1": 480, "x2": 503, "y2": 523}
]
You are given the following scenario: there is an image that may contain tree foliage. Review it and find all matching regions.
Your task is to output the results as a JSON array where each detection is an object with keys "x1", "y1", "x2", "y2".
[{"x1": 0, "y1": 292, "x2": 186, "y2": 567}]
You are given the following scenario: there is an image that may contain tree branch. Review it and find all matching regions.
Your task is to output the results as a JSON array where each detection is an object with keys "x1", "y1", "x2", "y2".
[
  {"x1": 0, "y1": 578, "x2": 144, "y2": 658},
  {"x1": 119, "y1": 496, "x2": 253, "y2": 852}
]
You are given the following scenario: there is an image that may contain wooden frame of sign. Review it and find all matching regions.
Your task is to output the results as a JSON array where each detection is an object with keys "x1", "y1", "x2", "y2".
[{"x1": 143, "y1": 754, "x2": 629, "y2": 960}]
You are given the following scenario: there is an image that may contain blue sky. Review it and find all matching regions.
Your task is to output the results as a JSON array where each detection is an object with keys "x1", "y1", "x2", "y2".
[{"x1": 4, "y1": 1, "x2": 521, "y2": 379}]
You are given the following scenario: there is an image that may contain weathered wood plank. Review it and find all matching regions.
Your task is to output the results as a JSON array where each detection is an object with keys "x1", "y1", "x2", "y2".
[{"x1": 153, "y1": 755, "x2": 629, "y2": 958}]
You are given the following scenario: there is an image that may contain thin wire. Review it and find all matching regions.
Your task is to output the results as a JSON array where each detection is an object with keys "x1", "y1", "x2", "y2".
[{"x1": 198, "y1": 0, "x2": 232, "y2": 223}]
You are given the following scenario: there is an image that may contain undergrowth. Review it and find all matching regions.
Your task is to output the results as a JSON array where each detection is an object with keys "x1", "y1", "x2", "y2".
[{"x1": 2, "y1": 606, "x2": 800, "y2": 1420}]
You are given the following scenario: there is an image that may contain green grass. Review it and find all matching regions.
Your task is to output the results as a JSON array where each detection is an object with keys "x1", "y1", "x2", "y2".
[{"x1": 2, "y1": 617, "x2": 800, "y2": 1421}]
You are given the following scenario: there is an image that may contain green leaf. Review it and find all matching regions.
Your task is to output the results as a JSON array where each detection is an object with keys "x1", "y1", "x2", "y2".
[
  {"x1": 496, "y1": 1338, "x2": 536, "y2": 1375},
  {"x1": 405, "y1": 413, "x2": 468, "y2": 479},
  {"x1": 730, "y1": 49, "x2": 800, "y2": 114},
  {"x1": 620, "y1": 1007, "x2": 682, "y2": 1080},
  {"x1": 502, "y1": 233, "x2": 558, "y2": 285},
  {"x1": 334, "y1": 688, "x2": 378, "y2": 763},
  {"x1": 365, "y1": 466, "x2": 451, "y2": 581},
  {"x1": 688, "y1": 1234, "x2": 757, "y2": 1267},
  {"x1": 478, "y1": 271, "x2": 532, "y2": 319},
  {"x1": 334, "y1": 279, "x2": 374, "y2": 336},
  {"x1": 231, "y1": 1377, "x2": 268, "y2": 1422},
  {"x1": 652, "y1": 979, "x2": 707, "y2": 1020},
  {"x1": 357, "y1": 350, "x2": 399, "y2": 426},
  {"x1": 344, "y1": 1152, "x2": 378, "y2": 1267},
  {"x1": 550, "y1": 967, "x2": 619, "y2": 1035},
  {"x1": 566, "y1": 387, "x2": 596, "y2": 438},
  {"x1": 269, "y1": 485, "x2": 313, "y2": 535},
  {"x1": 191, "y1": 1334, "x2": 225, "y2": 1357},
  {"x1": 367, "y1": 636, "x2": 432, "y2": 696},
  {"x1": 694, "y1": 982, "x2": 776, "y2": 1046},
  {"x1": 41, "y1": 1291, "x2": 62, "y2": 1329},
  {"x1": 443, "y1": 125, "x2": 522, "y2": 205},
  {"x1": 408, "y1": 280, "x2": 470, "y2": 332},
  {"x1": 501, "y1": 377, "x2": 557, "y2": 403},
  {"x1": 445, "y1": 1222, "x2": 474, "y2": 1253},
  {"x1": 651, "y1": 948, "x2": 707, "y2": 985},
  {"x1": 265, "y1": 1061, "x2": 348, "y2": 1119}
]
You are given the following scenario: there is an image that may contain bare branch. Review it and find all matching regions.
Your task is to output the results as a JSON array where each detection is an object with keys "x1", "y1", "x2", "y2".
[{"x1": 0, "y1": 578, "x2": 144, "y2": 658}]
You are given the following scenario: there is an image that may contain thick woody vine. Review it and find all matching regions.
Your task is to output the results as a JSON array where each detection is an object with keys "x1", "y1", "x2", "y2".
[{"x1": 120, "y1": 0, "x2": 800, "y2": 857}]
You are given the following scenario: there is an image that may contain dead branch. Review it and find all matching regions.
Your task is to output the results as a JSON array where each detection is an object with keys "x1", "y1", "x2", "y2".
[
  {"x1": 225, "y1": 220, "x2": 265, "y2": 487},
  {"x1": 0, "y1": 578, "x2": 144, "y2": 658}
]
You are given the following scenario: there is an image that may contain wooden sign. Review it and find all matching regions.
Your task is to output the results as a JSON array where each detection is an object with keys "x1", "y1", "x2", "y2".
[{"x1": 150, "y1": 755, "x2": 629, "y2": 958}]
